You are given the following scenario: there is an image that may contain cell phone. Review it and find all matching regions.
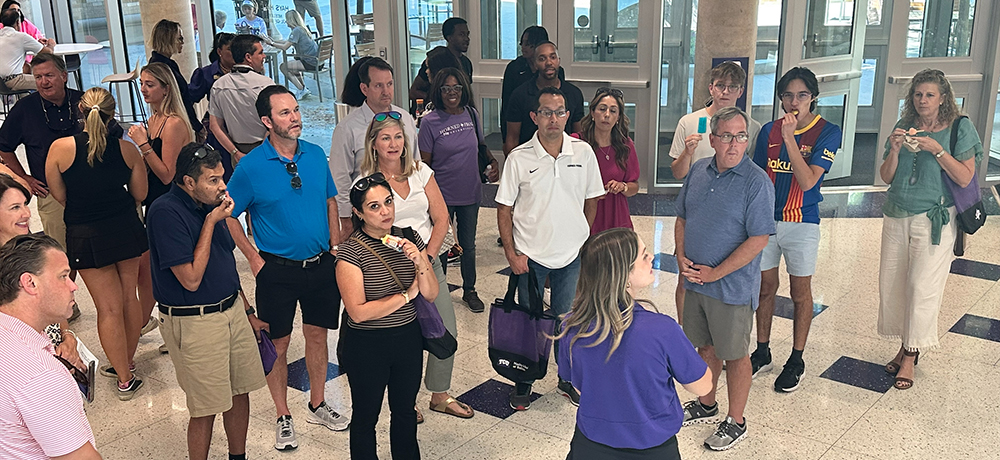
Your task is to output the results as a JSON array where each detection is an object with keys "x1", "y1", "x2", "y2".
[{"x1": 697, "y1": 117, "x2": 707, "y2": 134}]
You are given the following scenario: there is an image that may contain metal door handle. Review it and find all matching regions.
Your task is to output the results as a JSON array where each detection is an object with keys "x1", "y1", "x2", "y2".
[
  {"x1": 606, "y1": 34, "x2": 615, "y2": 54},
  {"x1": 592, "y1": 35, "x2": 600, "y2": 54}
]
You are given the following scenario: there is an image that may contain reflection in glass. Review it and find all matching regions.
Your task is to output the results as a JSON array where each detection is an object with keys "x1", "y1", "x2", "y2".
[
  {"x1": 816, "y1": 94, "x2": 847, "y2": 128},
  {"x1": 804, "y1": 0, "x2": 854, "y2": 59},
  {"x1": 989, "y1": 85, "x2": 1000, "y2": 178},
  {"x1": 859, "y1": 58, "x2": 876, "y2": 106},
  {"x1": 573, "y1": 0, "x2": 638, "y2": 63},
  {"x1": 480, "y1": 0, "x2": 541, "y2": 60},
  {"x1": 754, "y1": 0, "x2": 781, "y2": 127},
  {"x1": 655, "y1": 0, "x2": 696, "y2": 184},
  {"x1": 68, "y1": 0, "x2": 115, "y2": 91},
  {"x1": 906, "y1": 0, "x2": 976, "y2": 58},
  {"x1": 408, "y1": 1, "x2": 454, "y2": 84}
]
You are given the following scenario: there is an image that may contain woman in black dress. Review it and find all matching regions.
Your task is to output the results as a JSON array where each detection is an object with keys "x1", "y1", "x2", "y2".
[{"x1": 148, "y1": 19, "x2": 203, "y2": 137}]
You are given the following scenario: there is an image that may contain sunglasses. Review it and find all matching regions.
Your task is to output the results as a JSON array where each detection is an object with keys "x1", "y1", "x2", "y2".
[
  {"x1": 193, "y1": 143, "x2": 215, "y2": 159},
  {"x1": 353, "y1": 172, "x2": 388, "y2": 193},
  {"x1": 595, "y1": 87, "x2": 624, "y2": 100},
  {"x1": 373, "y1": 111, "x2": 402, "y2": 122},
  {"x1": 285, "y1": 161, "x2": 301, "y2": 190}
]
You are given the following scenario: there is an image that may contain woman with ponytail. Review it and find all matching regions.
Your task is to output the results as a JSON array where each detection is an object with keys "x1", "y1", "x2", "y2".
[{"x1": 45, "y1": 87, "x2": 149, "y2": 401}]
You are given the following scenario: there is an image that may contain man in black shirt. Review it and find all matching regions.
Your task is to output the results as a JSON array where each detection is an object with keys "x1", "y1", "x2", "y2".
[
  {"x1": 409, "y1": 17, "x2": 473, "y2": 104},
  {"x1": 503, "y1": 41, "x2": 584, "y2": 156},
  {"x1": 501, "y1": 25, "x2": 551, "y2": 139}
]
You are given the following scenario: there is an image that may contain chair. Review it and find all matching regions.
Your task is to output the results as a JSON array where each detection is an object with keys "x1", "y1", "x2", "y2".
[
  {"x1": 64, "y1": 54, "x2": 83, "y2": 90},
  {"x1": 0, "y1": 78, "x2": 30, "y2": 115},
  {"x1": 289, "y1": 36, "x2": 335, "y2": 102},
  {"x1": 102, "y1": 60, "x2": 146, "y2": 123}
]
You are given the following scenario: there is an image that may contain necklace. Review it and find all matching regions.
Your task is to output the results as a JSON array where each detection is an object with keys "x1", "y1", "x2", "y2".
[{"x1": 599, "y1": 145, "x2": 613, "y2": 161}]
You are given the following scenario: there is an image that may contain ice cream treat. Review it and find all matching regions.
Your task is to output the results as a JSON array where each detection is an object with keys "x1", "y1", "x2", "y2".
[
  {"x1": 791, "y1": 109, "x2": 799, "y2": 116},
  {"x1": 381, "y1": 234, "x2": 406, "y2": 251},
  {"x1": 903, "y1": 128, "x2": 924, "y2": 153}
]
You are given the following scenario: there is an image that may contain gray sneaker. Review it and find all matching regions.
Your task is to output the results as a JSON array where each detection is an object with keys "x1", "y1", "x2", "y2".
[
  {"x1": 306, "y1": 401, "x2": 350, "y2": 431},
  {"x1": 140, "y1": 316, "x2": 158, "y2": 336},
  {"x1": 704, "y1": 416, "x2": 747, "y2": 451},
  {"x1": 682, "y1": 400, "x2": 720, "y2": 426},
  {"x1": 274, "y1": 415, "x2": 298, "y2": 451}
]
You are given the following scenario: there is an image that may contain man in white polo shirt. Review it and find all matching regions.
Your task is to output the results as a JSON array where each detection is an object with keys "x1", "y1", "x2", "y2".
[
  {"x1": 0, "y1": 234, "x2": 101, "y2": 459},
  {"x1": 496, "y1": 86, "x2": 605, "y2": 411}
]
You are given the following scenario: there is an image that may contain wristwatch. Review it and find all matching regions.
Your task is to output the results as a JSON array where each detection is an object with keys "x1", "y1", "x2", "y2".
[
  {"x1": 935, "y1": 150, "x2": 946, "y2": 158},
  {"x1": 245, "y1": 306, "x2": 256, "y2": 316}
]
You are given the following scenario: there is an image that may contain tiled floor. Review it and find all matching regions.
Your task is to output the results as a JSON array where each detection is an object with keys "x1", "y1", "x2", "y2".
[{"x1": 51, "y1": 187, "x2": 1000, "y2": 459}]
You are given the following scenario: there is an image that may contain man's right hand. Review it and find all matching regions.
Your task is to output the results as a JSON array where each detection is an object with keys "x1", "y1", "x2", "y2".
[
  {"x1": 250, "y1": 255, "x2": 265, "y2": 277},
  {"x1": 207, "y1": 192, "x2": 234, "y2": 225},
  {"x1": 25, "y1": 176, "x2": 48, "y2": 197},
  {"x1": 505, "y1": 250, "x2": 529, "y2": 275}
]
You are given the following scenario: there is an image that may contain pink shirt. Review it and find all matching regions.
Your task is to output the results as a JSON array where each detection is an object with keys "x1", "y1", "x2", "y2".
[
  {"x1": 0, "y1": 19, "x2": 42, "y2": 40},
  {"x1": 0, "y1": 312, "x2": 95, "y2": 459},
  {"x1": 571, "y1": 134, "x2": 641, "y2": 234}
]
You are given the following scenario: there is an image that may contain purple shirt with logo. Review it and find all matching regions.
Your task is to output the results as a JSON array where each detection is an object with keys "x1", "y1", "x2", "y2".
[{"x1": 417, "y1": 107, "x2": 484, "y2": 206}]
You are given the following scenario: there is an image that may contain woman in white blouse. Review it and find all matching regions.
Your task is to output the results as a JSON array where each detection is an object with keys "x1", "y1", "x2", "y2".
[{"x1": 358, "y1": 111, "x2": 475, "y2": 420}]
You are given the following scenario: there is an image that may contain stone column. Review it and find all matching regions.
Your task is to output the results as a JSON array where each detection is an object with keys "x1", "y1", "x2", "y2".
[
  {"x1": 139, "y1": 0, "x2": 198, "y2": 80},
  {"x1": 692, "y1": 0, "x2": 758, "y2": 111}
]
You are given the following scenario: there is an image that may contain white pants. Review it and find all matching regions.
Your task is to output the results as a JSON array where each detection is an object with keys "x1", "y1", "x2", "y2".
[{"x1": 877, "y1": 207, "x2": 957, "y2": 352}]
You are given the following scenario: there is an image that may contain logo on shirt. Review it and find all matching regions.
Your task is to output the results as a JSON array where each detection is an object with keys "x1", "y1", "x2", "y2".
[
  {"x1": 800, "y1": 145, "x2": 814, "y2": 154},
  {"x1": 822, "y1": 148, "x2": 836, "y2": 162},
  {"x1": 768, "y1": 158, "x2": 793, "y2": 173},
  {"x1": 768, "y1": 143, "x2": 781, "y2": 148},
  {"x1": 529, "y1": 168, "x2": 539, "y2": 173},
  {"x1": 567, "y1": 164, "x2": 582, "y2": 168}
]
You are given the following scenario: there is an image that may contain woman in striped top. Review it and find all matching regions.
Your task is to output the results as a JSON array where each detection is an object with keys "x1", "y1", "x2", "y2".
[{"x1": 336, "y1": 172, "x2": 438, "y2": 459}]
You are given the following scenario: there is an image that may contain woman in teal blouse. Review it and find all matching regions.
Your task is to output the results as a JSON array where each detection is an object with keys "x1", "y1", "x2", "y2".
[{"x1": 878, "y1": 69, "x2": 983, "y2": 390}]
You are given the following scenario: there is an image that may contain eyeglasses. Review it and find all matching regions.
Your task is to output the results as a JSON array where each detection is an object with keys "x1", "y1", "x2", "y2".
[
  {"x1": 534, "y1": 109, "x2": 568, "y2": 119},
  {"x1": 440, "y1": 84, "x2": 463, "y2": 95},
  {"x1": 713, "y1": 83, "x2": 742, "y2": 93},
  {"x1": 780, "y1": 91, "x2": 813, "y2": 102},
  {"x1": 285, "y1": 161, "x2": 301, "y2": 190},
  {"x1": 353, "y1": 172, "x2": 388, "y2": 193},
  {"x1": 373, "y1": 111, "x2": 402, "y2": 122},
  {"x1": 712, "y1": 132, "x2": 750, "y2": 144},
  {"x1": 40, "y1": 97, "x2": 77, "y2": 133},
  {"x1": 595, "y1": 87, "x2": 624, "y2": 99}
]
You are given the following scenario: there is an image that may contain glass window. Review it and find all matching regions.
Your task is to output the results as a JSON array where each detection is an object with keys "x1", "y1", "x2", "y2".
[
  {"x1": 407, "y1": 0, "x2": 454, "y2": 84},
  {"x1": 906, "y1": 0, "x2": 976, "y2": 58},
  {"x1": 346, "y1": 0, "x2": 375, "y2": 62},
  {"x1": 804, "y1": 0, "x2": 855, "y2": 59},
  {"x1": 989, "y1": 85, "x2": 1000, "y2": 178},
  {"x1": 866, "y1": 0, "x2": 883, "y2": 26},
  {"x1": 655, "y1": 0, "x2": 696, "y2": 185},
  {"x1": 754, "y1": 0, "x2": 781, "y2": 127},
  {"x1": 573, "y1": 0, "x2": 639, "y2": 63},
  {"x1": 68, "y1": 0, "x2": 114, "y2": 90},
  {"x1": 480, "y1": 0, "x2": 541, "y2": 60},
  {"x1": 859, "y1": 58, "x2": 876, "y2": 106}
]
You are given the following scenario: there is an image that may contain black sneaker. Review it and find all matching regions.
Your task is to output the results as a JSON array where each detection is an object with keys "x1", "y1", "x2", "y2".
[
  {"x1": 510, "y1": 384, "x2": 531, "y2": 411},
  {"x1": 463, "y1": 290, "x2": 485, "y2": 313},
  {"x1": 774, "y1": 360, "x2": 805, "y2": 393},
  {"x1": 681, "y1": 400, "x2": 720, "y2": 426},
  {"x1": 557, "y1": 379, "x2": 580, "y2": 406},
  {"x1": 117, "y1": 376, "x2": 144, "y2": 401},
  {"x1": 750, "y1": 348, "x2": 773, "y2": 379},
  {"x1": 704, "y1": 416, "x2": 748, "y2": 451},
  {"x1": 497, "y1": 237, "x2": 503, "y2": 247}
]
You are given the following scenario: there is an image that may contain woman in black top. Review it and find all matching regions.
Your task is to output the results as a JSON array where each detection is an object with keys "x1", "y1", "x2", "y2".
[
  {"x1": 336, "y1": 172, "x2": 438, "y2": 460},
  {"x1": 45, "y1": 87, "x2": 148, "y2": 401},
  {"x1": 148, "y1": 19, "x2": 203, "y2": 136}
]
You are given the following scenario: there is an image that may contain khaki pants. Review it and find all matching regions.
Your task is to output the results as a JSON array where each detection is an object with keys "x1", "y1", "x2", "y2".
[
  {"x1": 3, "y1": 74, "x2": 36, "y2": 91},
  {"x1": 36, "y1": 193, "x2": 67, "y2": 251}
]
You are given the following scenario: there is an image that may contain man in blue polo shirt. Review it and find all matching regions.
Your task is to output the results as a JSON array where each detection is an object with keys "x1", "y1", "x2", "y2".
[
  {"x1": 226, "y1": 85, "x2": 348, "y2": 451},
  {"x1": 147, "y1": 143, "x2": 267, "y2": 460},
  {"x1": 675, "y1": 106, "x2": 775, "y2": 451}
]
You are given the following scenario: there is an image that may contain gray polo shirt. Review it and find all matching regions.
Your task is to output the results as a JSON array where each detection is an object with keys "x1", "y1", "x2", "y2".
[
  {"x1": 676, "y1": 154, "x2": 775, "y2": 309},
  {"x1": 208, "y1": 65, "x2": 275, "y2": 144}
]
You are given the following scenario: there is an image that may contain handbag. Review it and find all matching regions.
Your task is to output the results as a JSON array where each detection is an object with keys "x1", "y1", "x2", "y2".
[
  {"x1": 488, "y1": 272, "x2": 556, "y2": 383},
  {"x1": 469, "y1": 107, "x2": 495, "y2": 183},
  {"x1": 351, "y1": 230, "x2": 458, "y2": 360},
  {"x1": 940, "y1": 116, "x2": 985, "y2": 256}
]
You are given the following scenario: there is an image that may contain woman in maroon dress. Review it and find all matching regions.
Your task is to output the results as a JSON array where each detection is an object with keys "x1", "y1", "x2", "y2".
[{"x1": 573, "y1": 88, "x2": 640, "y2": 234}]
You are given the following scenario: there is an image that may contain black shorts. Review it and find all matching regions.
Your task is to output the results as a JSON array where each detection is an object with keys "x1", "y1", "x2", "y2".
[
  {"x1": 255, "y1": 251, "x2": 340, "y2": 339},
  {"x1": 567, "y1": 427, "x2": 679, "y2": 460},
  {"x1": 66, "y1": 211, "x2": 148, "y2": 270}
]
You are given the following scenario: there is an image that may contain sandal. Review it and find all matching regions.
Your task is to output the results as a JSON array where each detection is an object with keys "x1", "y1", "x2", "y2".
[
  {"x1": 429, "y1": 397, "x2": 475, "y2": 419},
  {"x1": 893, "y1": 349, "x2": 920, "y2": 390},
  {"x1": 416, "y1": 407, "x2": 424, "y2": 424}
]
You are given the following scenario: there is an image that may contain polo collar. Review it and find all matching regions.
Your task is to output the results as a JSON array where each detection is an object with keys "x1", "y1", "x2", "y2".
[
  {"x1": 0, "y1": 312, "x2": 52, "y2": 353},
  {"x1": 529, "y1": 131, "x2": 573, "y2": 160},
  {"x1": 708, "y1": 155, "x2": 749, "y2": 176},
  {"x1": 259, "y1": 136, "x2": 302, "y2": 163},
  {"x1": 233, "y1": 64, "x2": 255, "y2": 73},
  {"x1": 40, "y1": 88, "x2": 77, "y2": 111},
  {"x1": 167, "y1": 183, "x2": 206, "y2": 212}
]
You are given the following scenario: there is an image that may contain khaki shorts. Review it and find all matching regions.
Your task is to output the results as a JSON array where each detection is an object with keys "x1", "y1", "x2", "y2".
[
  {"x1": 159, "y1": 296, "x2": 266, "y2": 418},
  {"x1": 682, "y1": 290, "x2": 753, "y2": 361},
  {"x1": 36, "y1": 193, "x2": 67, "y2": 251}
]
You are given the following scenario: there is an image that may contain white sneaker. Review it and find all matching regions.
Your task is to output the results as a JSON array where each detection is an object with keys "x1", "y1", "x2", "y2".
[
  {"x1": 306, "y1": 401, "x2": 350, "y2": 431},
  {"x1": 295, "y1": 87, "x2": 312, "y2": 100},
  {"x1": 140, "y1": 316, "x2": 158, "y2": 336},
  {"x1": 274, "y1": 415, "x2": 298, "y2": 451}
]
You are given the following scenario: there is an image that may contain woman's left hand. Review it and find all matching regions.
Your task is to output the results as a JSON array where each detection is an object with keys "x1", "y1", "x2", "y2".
[
  {"x1": 915, "y1": 136, "x2": 945, "y2": 157},
  {"x1": 128, "y1": 124, "x2": 149, "y2": 146}
]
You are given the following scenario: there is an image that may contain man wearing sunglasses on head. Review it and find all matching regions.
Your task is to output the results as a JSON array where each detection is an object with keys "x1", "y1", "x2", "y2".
[
  {"x1": 227, "y1": 85, "x2": 349, "y2": 451},
  {"x1": 0, "y1": 234, "x2": 103, "y2": 460},
  {"x1": 330, "y1": 57, "x2": 417, "y2": 240}
]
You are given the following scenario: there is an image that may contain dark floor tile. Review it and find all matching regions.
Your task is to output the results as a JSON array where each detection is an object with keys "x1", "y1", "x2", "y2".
[
  {"x1": 773, "y1": 296, "x2": 829, "y2": 320},
  {"x1": 286, "y1": 358, "x2": 343, "y2": 393},
  {"x1": 456, "y1": 379, "x2": 542, "y2": 420},
  {"x1": 950, "y1": 258, "x2": 1000, "y2": 281},
  {"x1": 652, "y1": 253, "x2": 679, "y2": 274},
  {"x1": 818, "y1": 356, "x2": 895, "y2": 393},
  {"x1": 497, "y1": 267, "x2": 513, "y2": 276},
  {"x1": 448, "y1": 283, "x2": 461, "y2": 292},
  {"x1": 948, "y1": 314, "x2": 1000, "y2": 343}
]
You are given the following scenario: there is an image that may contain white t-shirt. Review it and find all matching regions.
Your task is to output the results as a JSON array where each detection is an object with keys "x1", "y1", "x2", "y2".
[
  {"x1": 389, "y1": 161, "x2": 435, "y2": 242},
  {"x1": 495, "y1": 132, "x2": 606, "y2": 269},
  {"x1": 668, "y1": 107, "x2": 762, "y2": 165},
  {"x1": 0, "y1": 28, "x2": 40, "y2": 77}
]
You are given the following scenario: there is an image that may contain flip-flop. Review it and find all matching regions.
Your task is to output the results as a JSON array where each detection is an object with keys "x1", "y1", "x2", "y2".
[{"x1": 429, "y1": 397, "x2": 474, "y2": 419}]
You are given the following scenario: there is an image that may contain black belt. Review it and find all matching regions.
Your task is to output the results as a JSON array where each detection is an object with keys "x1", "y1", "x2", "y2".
[
  {"x1": 2, "y1": 74, "x2": 19, "y2": 82},
  {"x1": 158, "y1": 293, "x2": 239, "y2": 317},
  {"x1": 261, "y1": 251, "x2": 325, "y2": 269}
]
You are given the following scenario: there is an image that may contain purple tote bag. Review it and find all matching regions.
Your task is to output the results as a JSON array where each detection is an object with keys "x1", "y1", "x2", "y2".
[{"x1": 488, "y1": 272, "x2": 556, "y2": 383}]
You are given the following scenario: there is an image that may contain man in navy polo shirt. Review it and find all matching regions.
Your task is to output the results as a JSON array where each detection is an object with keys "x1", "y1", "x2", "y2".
[
  {"x1": 675, "y1": 106, "x2": 775, "y2": 451},
  {"x1": 146, "y1": 143, "x2": 267, "y2": 460},
  {"x1": 226, "y1": 85, "x2": 347, "y2": 451}
]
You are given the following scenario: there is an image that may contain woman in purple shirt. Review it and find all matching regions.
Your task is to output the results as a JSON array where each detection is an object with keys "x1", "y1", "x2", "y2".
[
  {"x1": 557, "y1": 228, "x2": 712, "y2": 459},
  {"x1": 573, "y1": 88, "x2": 640, "y2": 234},
  {"x1": 417, "y1": 67, "x2": 497, "y2": 313}
]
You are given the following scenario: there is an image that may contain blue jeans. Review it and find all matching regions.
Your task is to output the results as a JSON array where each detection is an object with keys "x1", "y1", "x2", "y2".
[
  {"x1": 442, "y1": 203, "x2": 479, "y2": 291},
  {"x1": 515, "y1": 255, "x2": 581, "y2": 388}
]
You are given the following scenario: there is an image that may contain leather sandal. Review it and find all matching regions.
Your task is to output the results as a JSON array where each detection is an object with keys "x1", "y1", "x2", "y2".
[
  {"x1": 429, "y1": 397, "x2": 475, "y2": 419},
  {"x1": 893, "y1": 349, "x2": 920, "y2": 390}
]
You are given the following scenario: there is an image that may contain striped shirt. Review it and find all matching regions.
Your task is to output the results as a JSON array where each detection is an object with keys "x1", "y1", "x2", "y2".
[
  {"x1": 339, "y1": 226, "x2": 426, "y2": 330},
  {"x1": 0, "y1": 312, "x2": 96, "y2": 459}
]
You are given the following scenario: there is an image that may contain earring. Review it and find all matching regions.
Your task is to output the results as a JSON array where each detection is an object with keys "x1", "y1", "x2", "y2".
[{"x1": 626, "y1": 282, "x2": 631, "y2": 289}]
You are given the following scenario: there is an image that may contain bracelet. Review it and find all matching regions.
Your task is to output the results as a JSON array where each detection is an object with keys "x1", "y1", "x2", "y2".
[
  {"x1": 141, "y1": 149, "x2": 153, "y2": 157},
  {"x1": 401, "y1": 292, "x2": 410, "y2": 304},
  {"x1": 63, "y1": 329, "x2": 77, "y2": 339},
  {"x1": 138, "y1": 141, "x2": 149, "y2": 147}
]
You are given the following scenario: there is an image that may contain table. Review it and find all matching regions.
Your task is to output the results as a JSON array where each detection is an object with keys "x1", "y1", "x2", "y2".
[
  {"x1": 51, "y1": 43, "x2": 104, "y2": 90},
  {"x1": 263, "y1": 46, "x2": 285, "y2": 86}
]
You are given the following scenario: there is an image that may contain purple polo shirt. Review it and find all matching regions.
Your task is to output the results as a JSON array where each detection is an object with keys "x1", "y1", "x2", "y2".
[
  {"x1": 417, "y1": 107, "x2": 484, "y2": 206},
  {"x1": 557, "y1": 304, "x2": 708, "y2": 449}
]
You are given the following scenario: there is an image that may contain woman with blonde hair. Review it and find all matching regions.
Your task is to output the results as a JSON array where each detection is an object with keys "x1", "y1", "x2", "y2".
[
  {"x1": 358, "y1": 112, "x2": 474, "y2": 421},
  {"x1": 45, "y1": 87, "x2": 149, "y2": 401},
  {"x1": 148, "y1": 19, "x2": 202, "y2": 135},
  {"x1": 271, "y1": 10, "x2": 320, "y2": 99},
  {"x1": 878, "y1": 69, "x2": 983, "y2": 390},
  {"x1": 556, "y1": 228, "x2": 712, "y2": 459}
]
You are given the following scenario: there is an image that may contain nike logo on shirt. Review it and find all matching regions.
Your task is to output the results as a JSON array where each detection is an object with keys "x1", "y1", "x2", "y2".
[
  {"x1": 529, "y1": 168, "x2": 539, "y2": 173},
  {"x1": 769, "y1": 143, "x2": 781, "y2": 148}
]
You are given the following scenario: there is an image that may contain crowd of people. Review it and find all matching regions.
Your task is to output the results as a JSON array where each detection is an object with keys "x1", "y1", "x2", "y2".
[{"x1": 0, "y1": 10, "x2": 987, "y2": 460}]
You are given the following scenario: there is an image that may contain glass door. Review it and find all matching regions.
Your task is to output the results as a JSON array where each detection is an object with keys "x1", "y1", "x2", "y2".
[
  {"x1": 876, "y1": 0, "x2": 993, "y2": 185},
  {"x1": 572, "y1": 0, "x2": 639, "y2": 64},
  {"x1": 778, "y1": 0, "x2": 867, "y2": 181}
]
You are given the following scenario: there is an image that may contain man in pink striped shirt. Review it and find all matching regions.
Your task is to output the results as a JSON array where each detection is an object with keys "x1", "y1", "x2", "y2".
[{"x1": 0, "y1": 234, "x2": 101, "y2": 459}]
